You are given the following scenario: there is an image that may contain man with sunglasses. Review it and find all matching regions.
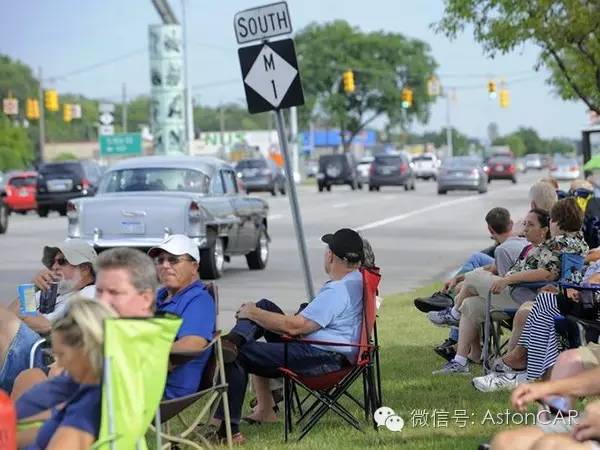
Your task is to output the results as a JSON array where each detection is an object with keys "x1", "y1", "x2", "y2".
[
  {"x1": 148, "y1": 234, "x2": 216, "y2": 399},
  {"x1": 0, "y1": 239, "x2": 97, "y2": 393}
]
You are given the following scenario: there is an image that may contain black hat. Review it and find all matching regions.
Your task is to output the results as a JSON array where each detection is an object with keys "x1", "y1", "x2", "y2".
[{"x1": 321, "y1": 228, "x2": 364, "y2": 263}]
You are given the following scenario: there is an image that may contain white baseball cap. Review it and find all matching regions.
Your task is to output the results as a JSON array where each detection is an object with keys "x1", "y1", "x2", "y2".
[
  {"x1": 148, "y1": 234, "x2": 200, "y2": 262},
  {"x1": 42, "y1": 239, "x2": 98, "y2": 269}
]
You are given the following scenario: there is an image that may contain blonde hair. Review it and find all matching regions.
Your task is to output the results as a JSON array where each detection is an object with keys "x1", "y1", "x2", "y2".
[
  {"x1": 52, "y1": 297, "x2": 117, "y2": 379},
  {"x1": 529, "y1": 181, "x2": 558, "y2": 212},
  {"x1": 570, "y1": 179, "x2": 594, "y2": 191}
]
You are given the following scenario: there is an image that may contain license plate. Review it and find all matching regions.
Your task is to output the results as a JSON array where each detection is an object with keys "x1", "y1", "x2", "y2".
[
  {"x1": 495, "y1": 165, "x2": 503, "y2": 171},
  {"x1": 18, "y1": 190, "x2": 29, "y2": 197},
  {"x1": 243, "y1": 169, "x2": 258, "y2": 177},
  {"x1": 121, "y1": 221, "x2": 145, "y2": 234},
  {"x1": 381, "y1": 167, "x2": 393, "y2": 175},
  {"x1": 47, "y1": 179, "x2": 73, "y2": 192},
  {"x1": 454, "y1": 172, "x2": 464, "y2": 177}
]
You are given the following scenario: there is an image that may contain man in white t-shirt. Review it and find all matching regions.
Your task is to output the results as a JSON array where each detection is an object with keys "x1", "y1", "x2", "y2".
[{"x1": 0, "y1": 239, "x2": 97, "y2": 393}]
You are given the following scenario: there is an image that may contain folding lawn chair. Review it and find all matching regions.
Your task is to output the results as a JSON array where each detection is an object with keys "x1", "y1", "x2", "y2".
[
  {"x1": 149, "y1": 283, "x2": 233, "y2": 450},
  {"x1": 482, "y1": 253, "x2": 585, "y2": 374},
  {"x1": 279, "y1": 266, "x2": 382, "y2": 441}
]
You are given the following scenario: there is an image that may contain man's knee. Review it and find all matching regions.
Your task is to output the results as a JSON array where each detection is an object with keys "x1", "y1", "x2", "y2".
[
  {"x1": 255, "y1": 299, "x2": 283, "y2": 314},
  {"x1": 555, "y1": 349, "x2": 584, "y2": 375}
]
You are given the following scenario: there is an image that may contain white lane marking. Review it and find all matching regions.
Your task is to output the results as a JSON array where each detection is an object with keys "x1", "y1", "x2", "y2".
[
  {"x1": 332, "y1": 203, "x2": 348, "y2": 208},
  {"x1": 268, "y1": 214, "x2": 284, "y2": 220}
]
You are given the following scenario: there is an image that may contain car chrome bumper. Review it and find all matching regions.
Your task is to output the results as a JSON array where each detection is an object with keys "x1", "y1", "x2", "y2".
[{"x1": 71, "y1": 235, "x2": 208, "y2": 249}]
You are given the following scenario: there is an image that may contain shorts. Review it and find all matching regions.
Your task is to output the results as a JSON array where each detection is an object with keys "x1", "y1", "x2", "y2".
[
  {"x1": 0, "y1": 323, "x2": 44, "y2": 393},
  {"x1": 459, "y1": 270, "x2": 520, "y2": 324},
  {"x1": 577, "y1": 342, "x2": 600, "y2": 370}
]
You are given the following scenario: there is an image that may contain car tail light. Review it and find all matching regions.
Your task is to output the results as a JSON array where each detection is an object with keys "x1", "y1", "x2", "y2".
[
  {"x1": 399, "y1": 163, "x2": 408, "y2": 174},
  {"x1": 81, "y1": 179, "x2": 91, "y2": 189},
  {"x1": 570, "y1": 166, "x2": 578, "y2": 172},
  {"x1": 471, "y1": 169, "x2": 478, "y2": 176},
  {"x1": 5, "y1": 186, "x2": 12, "y2": 197},
  {"x1": 508, "y1": 165, "x2": 516, "y2": 173},
  {"x1": 66, "y1": 201, "x2": 78, "y2": 219},
  {"x1": 189, "y1": 201, "x2": 202, "y2": 220}
]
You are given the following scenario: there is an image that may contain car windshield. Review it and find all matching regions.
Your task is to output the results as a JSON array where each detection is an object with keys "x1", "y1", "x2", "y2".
[
  {"x1": 236, "y1": 159, "x2": 267, "y2": 169},
  {"x1": 10, "y1": 176, "x2": 37, "y2": 187},
  {"x1": 39, "y1": 162, "x2": 83, "y2": 176},
  {"x1": 442, "y1": 157, "x2": 479, "y2": 168},
  {"x1": 99, "y1": 168, "x2": 210, "y2": 194},
  {"x1": 412, "y1": 155, "x2": 434, "y2": 161},
  {"x1": 375, "y1": 156, "x2": 402, "y2": 165}
]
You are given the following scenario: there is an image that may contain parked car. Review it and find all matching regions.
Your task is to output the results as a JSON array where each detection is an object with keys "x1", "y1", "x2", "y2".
[
  {"x1": 235, "y1": 158, "x2": 286, "y2": 196},
  {"x1": 524, "y1": 153, "x2": 543, "y2": 171},
  {"x1": 356, "y1": 156, "x2": 374, "y2": 186},
  {"x1": 485, "y1": 156, "x2": 517, "y2": 183},
  {"x1": 437, "y1": 156, "x2": 488, "y2": 195},
  {"x1": 66, "y1": 155, "x2": 270, "y2": 279},
  {"x1": 36, "y1": 160, "x2": 103, "y2": 217},
  {"x1": 550, "y1": 157, "x2": 580, "y2": 181},
  {"x1": 368, "y1": 153, "x2": 416, "y2": 192},
  {"x1": 4, "y1": 171, "x2": 37, "y2": 213},
  {"x1": 412, "y1": 153, "x2": 440, "y2": 180},
  {"x1": 316, "y1": 153, "x2": 361, "y2": 192}
]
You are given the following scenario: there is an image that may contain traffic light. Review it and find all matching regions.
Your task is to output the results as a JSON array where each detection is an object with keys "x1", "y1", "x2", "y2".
[
  {"x1": 342, "y1": 70, "x2": 355, "y2": 94},
  {"x1": 401, "y1": 87, "x2": 413, "y2": 109},
  {"x1": 26, "y1": 99, "x2": 40, "y2": 120},
  {"x1": 499, "y1": 88, "x2": 510, "y2": 108},
  {"x1": 487, "y1": 80, "x2": 497, "y2": 99},
  {"x1": 63, "y1": 103, "x2": 72, "y2": 122},
  {"x1": 44, "y1": 89, "x2": 59, "y2": 111}
]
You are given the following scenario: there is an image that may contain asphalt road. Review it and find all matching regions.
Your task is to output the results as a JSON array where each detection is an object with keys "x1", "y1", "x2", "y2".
[{"x1": 0, "y1": 172, "x2": 546, "y2": 329}]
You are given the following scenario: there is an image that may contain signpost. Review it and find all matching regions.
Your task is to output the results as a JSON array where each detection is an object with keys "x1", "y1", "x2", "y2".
[
  {"x1": 234, "y1": 2, "x2": 314, "y2": 300},
  {"x1": 99, "y1": 133, "x2": 142, "y2": 157}
]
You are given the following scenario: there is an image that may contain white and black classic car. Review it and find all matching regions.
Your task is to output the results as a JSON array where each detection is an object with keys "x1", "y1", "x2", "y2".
[{"x1": 66, "y1": 155, "x2": 270, "y2": 279}]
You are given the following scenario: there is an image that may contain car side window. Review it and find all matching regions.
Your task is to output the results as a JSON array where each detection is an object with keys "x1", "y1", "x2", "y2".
[
  {"x1": 210, "y1": 172, "x2": 225, "y2": 196},
  {"x1": 222, "y1": 170, "x2": 238, "y2": 195}
]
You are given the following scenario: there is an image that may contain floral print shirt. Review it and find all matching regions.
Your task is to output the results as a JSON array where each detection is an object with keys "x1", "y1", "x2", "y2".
[{"x1": 507, "y1": 231, "x2": 588, "y2": 280}]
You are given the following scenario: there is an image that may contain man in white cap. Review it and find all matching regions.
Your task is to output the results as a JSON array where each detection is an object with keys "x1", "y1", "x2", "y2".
[
  {"x1": 148, "y1": 234, "x2": 215, "y2": 399},
  {"x1": 0, "y1": 239, "x2": 97, "y2": 393}
]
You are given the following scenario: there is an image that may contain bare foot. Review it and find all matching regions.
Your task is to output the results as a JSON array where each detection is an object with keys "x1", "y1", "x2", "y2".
[{"x1": 244, "y1": 409, "x2": 278, "y2": 423}]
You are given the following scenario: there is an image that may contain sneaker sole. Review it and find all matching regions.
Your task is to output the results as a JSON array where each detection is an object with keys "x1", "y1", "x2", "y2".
[{"x1": 414, "y1": 300, "x2": 451, "y2": 313}]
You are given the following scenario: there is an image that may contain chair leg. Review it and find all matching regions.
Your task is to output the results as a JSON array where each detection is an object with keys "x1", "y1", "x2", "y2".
[{"x1": 362, "y1": 370, "x2": 369, "y2": 421}]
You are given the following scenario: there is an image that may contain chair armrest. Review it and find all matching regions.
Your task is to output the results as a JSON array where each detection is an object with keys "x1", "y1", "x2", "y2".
[
  {"x1": 169, "y1": 330, "x2": 222, "y2": 364},
  {"x1": 560, "y1": 283, "x2": 600, "y2": 292},
  {"x1": 281, "y1": 334, "x2": 371, "y2": 349}
]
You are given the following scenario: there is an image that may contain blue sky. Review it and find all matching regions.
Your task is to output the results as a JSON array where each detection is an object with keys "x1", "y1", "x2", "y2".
[{"x1": 0, "y1": 0, "x2": 588, "y2": 139}]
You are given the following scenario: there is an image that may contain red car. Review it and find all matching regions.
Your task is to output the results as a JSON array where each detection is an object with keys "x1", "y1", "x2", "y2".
[
  {"x1": 4, "y1": 171, "x2": 38, "y2": 213},
  {"x1": 485, "y1": 157, "x2": 517, "y2": 184}
]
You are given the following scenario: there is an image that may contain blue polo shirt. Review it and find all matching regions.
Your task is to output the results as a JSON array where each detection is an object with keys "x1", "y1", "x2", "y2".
[
  {"x1": 156, "y1": 280, "x2": 215, "y2": 399},
  {"x1": 16, "y1": 373, "x2": 79, "y2": 420},
  {"x1": 300, "y1": 270, "x2": 363, "y2": 359}
]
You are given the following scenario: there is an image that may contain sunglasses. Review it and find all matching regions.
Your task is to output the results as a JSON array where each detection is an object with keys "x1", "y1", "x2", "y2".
[
  {"x1": 52, "y1": 257, "x2": 69, "y2": 266},
  {"x1": 154, "y1": 255, "x2": 194, "y2": 266}
]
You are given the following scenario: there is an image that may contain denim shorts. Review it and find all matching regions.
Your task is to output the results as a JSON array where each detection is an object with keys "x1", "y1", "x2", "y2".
[{"x1": 0, "y1": 323, "x2": 44, "y2": 393}]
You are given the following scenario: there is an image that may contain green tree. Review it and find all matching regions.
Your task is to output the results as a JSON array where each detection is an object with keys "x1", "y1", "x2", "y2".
[
  {"x1": 0, "y1": 118, "x2": 33, "y2": 171},
  {"x1": 513, "y1": 127, "x2": 545, "y2": 154},
  {"x1": 546, "y1": 137, "x2": 576, "y2": 155},
  {"x1": 493, "y1": 134, "x2": 527, "y2": 157},
  {"x1": 436, "y1": 1, "x2": 600, "y2": 113},
  {"x1": 295, "y1": 21, "x2": 438, "y2": 151}
]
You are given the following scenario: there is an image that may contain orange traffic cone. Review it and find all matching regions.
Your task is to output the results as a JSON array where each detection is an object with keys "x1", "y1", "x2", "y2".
[{"x1": 0, "y1": 389, "x2": 16, "y2": 450}]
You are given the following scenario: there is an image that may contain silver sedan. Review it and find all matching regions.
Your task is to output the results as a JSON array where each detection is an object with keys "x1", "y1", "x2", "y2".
[{"x1": 437, "y1": 157, "x2": 488, "y2": 195}]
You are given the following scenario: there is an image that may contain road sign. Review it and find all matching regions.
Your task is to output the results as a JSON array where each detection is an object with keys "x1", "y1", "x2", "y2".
[
  {"x1": 234, "y1": 2, "x2": 292, "y2": 44},
  {"x1": 238, "y1": 38, "x2": 304, "y2": 114},
  {"x1": 3, "y1": 98, "x2": 18, "y2": 115},
  {"x1": 99, "y1": 132, "x2": 142, "y2": 157},
  {"x1": 98, "y1": 103, "x2": 114, "y2": 136}
]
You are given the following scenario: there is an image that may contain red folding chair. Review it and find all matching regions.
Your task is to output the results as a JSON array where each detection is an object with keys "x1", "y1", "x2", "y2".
[{"x1": 279, "y1": 266, "x2": 382, "y2": 441}]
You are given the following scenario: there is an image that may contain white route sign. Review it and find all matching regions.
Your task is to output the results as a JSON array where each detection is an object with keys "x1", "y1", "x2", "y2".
[{"x1": 234, "y1": 2, "x2": 292, "y2": 44}]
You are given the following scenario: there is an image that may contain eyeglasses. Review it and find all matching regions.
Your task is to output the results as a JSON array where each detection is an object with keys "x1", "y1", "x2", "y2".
[
  {"x1": 52, "y1": 257, "x2": 69, "y2": 266},
  {"x1": 154, "y1": 255, "x2": 194, "y2": 266}
]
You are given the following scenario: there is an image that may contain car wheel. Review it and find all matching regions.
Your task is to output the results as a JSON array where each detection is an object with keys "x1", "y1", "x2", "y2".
[
  {"x1": 270, "y1": 185, "x2": 277, "y2": 196},
  {"x1": 512, "y1": 177, "x2": 518, "y2": 184},
  {"x1": 357, "y1": 182, "x2": 363, "y2": 190},
  {"x1": 246, "y1": 227, "x2": 269, "y2": 270},
  {"x1": 375, "y1": 186, "x2": 380, "y2": 192},
  {"x1": 58, "y1": 207, "x2": 67, "y2": 216},
  {"x1": 438, "y1": 189, "x2": 447, "y2": 195},
  {"x1": 487, "y1": 179, "x2": 492, "y2": 184},
  {"x1": 279, "y1": 181, "x2": 286, "y2": 195},
  {"x1": 368, "y1": 185, "x2": 375, "y2": 192},
  {"x1": 411, "y1": 179, "x2": 416, "y2": 190},
  {"x1": 199, "y1": 235, "x2": 224, "y2": 279},
  {"x1": 404, "y1": 183, "x2": 410, "y2": 191},
  {"x1": 318, "y1": 183, "x2": 324, "y2": 192},
  {"x1": 326, "y1": 185, "x2": 331, "y2": 192},
  {"x1": 0, "y1": 203, "x2": 8, "y2": 234},
  {"x1": 37, "y1": 207, "x2": 49, "y2": 218},
  {"x1": 478, "y1": 186, "x2": 487, "y2": 194},
  {"x1": 350, "y1": 181, "x2": 356, "y2": 191}
]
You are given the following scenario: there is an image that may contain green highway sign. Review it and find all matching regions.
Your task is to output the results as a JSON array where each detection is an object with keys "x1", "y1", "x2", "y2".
[{"x1": 99, "y1": 133, "x2": 142, "y2": 157}]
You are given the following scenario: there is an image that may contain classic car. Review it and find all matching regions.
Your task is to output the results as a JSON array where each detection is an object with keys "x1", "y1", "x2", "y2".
[{"x1": 66, "y1": 155, "x2": 270, "y2": 279}]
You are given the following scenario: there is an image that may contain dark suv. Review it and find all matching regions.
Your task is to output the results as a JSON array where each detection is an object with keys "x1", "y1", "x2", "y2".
[
  {"x1": 316, "y1": 153, "x2": 360, "y2": 192},
  {"x1": 36, "y1": 160, "x2": 102, "y2": 217},
  {"x1": 235, "y1": 158, "x2": 286, "y2": 196},
  {"x1": 368, "y1": 153, "x2": 416, "y2": 191}
]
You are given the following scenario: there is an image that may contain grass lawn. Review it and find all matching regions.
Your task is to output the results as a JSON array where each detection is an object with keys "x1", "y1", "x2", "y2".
[{"x1": 150, "y1": 283, "x2": 533, "y2": 449}]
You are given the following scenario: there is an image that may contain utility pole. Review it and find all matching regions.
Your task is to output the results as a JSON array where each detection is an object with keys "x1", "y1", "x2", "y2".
[
  {"x1": 37, "y1": 67, "x2": 45, "y2": 165},
  {"x1": 181, "y1": 0, "x2": 194, "y2": 154},
  {"x1": 445, "y1": 91, "x2": 454, "y2": 158},
  {"x1": 122, "y1": 83, "x2": 128, "y2": 132}
]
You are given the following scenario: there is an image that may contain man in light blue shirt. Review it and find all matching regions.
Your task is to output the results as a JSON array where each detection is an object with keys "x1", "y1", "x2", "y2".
[{"x1": 213, "y1": 228, "x2": 364, "y2": 442}]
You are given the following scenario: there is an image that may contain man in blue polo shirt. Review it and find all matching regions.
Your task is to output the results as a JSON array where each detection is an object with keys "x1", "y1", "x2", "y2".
[{"x1": 148, "y1": 235, "x2": 216, "y2": 400}]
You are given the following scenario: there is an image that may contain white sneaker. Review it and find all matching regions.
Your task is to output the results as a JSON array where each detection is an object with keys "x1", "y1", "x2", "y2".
[
  {"x1": 432, "y1": 360, "x2": 470, "y2": 375},
  {"x1": 472, "y1": 372, "x2": 527, "y2": 392}
]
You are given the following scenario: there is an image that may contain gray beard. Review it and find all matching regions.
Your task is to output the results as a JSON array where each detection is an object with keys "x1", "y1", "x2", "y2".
[{"x1": 57, "y1": 272, "x2": 81, "y2": 295}]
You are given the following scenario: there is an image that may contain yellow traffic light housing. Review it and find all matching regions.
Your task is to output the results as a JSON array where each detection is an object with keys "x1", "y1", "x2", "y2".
[
  {"x1": 342, "y1": 70, "x2": 355, "y2": 94},
  {"x1": 401, "y1": 87, "x2": 413, "y2": 109},
  {"x1": 63, "y1": 103, "x2": 72, "y2": 122},
  {"x1": 499, "y1": 88, "x2": 510, "y2": 108},
  {"x1": 26, "y1": 98, "x2": 40, "y2": 120},
  {"x1": 44, "y1": 89, "x2": 59, "y2": 111},
  {"x1": 487, "y1": 81, "x2": 497, "y2": 99}
]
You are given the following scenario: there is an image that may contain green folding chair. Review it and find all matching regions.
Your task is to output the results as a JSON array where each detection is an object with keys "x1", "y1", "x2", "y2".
[{"x1": 92, "y1": 316, "x2": 182, "y2": 450}]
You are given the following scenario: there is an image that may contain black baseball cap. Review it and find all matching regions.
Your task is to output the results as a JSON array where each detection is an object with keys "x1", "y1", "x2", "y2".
[{"x1": 321, "y1": 228, "x2": 364, "y2": 263}]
